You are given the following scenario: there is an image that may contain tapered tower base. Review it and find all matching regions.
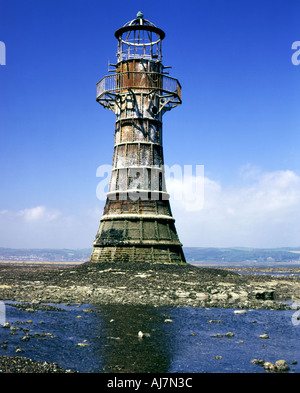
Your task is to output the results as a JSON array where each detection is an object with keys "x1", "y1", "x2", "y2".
[
  {"x1": 90, "y1": 198, "x2": 186, "y2": 264},
  {"x1": 90, "y1": 245, "x2": 185, "y2": 264}
]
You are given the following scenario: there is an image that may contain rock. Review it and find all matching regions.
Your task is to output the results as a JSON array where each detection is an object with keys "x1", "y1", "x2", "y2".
[
  {"x1": 164, "y1": 319, "x2": 173, "y2": 323},
  {"x1": 215, "y1": 356, "x2": 222, "y2": 360},
  {"x1": 275, "y1": 360, "x2": 290, "y2": 372},
  {"x1": 195, "y1": 293, "x2": 208, "y2": 300},
  {"x1": 225, "y1": 332, "x2": 234, "y2": 337},
  {"x1": 254, "y1": 290, "x2": 274, "y2": 300},
  {"x1": 211, "y1": 293, "x2": 228, "y2": 300},
  {"x1": 76, "y1": 340, "x2": 89, "y2": 347},
  {"x1": 175, "y1": 291, "x2": 190, "y2": 298},
  {"x1": 264, "y1": 362, "x2": 276, "y2": 372},
  {"x1": 2, "y1": 322, "x2": 10, "y2": 328},
  {"x1": 137, "y1": 331, "x2": 150, "y2": 338},
  {"x1": 234, "y1": 310, "x2": 247, "y2": 314},
  {"x1": 229, "y1": 292, "x2": 240, "y2": 300},
  {"x1": 251, "y1": 359, "x2": 264, "y2": 365},
  {"x1": 208, "y1": 320, "x2": 223, "y2": 323},
  {"x1": 259, "y1": 334, "x2": 269, "y2": 339}
]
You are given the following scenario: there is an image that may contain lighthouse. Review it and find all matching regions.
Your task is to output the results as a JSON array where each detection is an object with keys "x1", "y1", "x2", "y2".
[{"x1": 90, "y1": 12, "x2": 185, "y2": 264}]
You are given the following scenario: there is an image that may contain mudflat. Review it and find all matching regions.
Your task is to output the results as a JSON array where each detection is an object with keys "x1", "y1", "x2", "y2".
[{"x1": 0, "y1": 261, "x2": 299, "y2": 310}]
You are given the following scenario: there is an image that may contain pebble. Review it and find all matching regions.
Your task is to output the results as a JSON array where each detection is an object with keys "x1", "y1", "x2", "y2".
[
  {"x1": 76, "y1": 340, "x2": 89, "y2": 347},
  {"x1": 20, "y1": 336, "x2": 30, "y2": 342},
  {"x1": 259, "y1": 334, "x2": 269, "y2": 339},
  {"x1": 137, "y1": 331, "x2": 150, "y2": 338}
]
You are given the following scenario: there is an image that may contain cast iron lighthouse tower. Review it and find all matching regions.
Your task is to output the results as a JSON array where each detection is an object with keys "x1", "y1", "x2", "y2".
[{"x1": 90, "y1": 12, "x2": 186, "y2": 264}]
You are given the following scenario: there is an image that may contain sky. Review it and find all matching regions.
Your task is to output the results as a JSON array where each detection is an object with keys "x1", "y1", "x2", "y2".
[{"x1": 0, "y1": 0, "x2": 300, "y2": 249}]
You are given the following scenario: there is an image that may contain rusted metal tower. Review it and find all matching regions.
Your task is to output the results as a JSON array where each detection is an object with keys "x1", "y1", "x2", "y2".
[{"x1": 90, "y1": 12, "x2": 185, "y2": 264}]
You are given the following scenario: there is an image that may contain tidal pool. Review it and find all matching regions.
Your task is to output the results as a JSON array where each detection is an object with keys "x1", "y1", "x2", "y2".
[{"x1": 0, "y1": 302, "x2": 299, "y2": 373}]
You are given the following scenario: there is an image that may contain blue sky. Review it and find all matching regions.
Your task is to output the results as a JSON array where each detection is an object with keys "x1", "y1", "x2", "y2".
[{"x1": 0, "y1": 0, "x2": 300, "y2": 249}]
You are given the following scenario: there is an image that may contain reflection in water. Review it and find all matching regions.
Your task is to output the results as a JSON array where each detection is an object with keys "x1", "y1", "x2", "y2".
[
  {"x1": 4, "y1": 303, "x2": 300, "y2": 373},
  {"x1": 93, "y1": 305, "x2": 174, "y2": 373}
]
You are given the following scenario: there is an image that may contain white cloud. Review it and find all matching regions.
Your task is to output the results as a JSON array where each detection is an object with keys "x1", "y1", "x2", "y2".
[
  {"x1": 0, "y1": 168, "x2": 299, "y2": 249},
  {"x1": 170, "y1": 168, "x2": 300, "y2": 248},
  {"x1": 0, "y1": 205, "x2": 102, "y2": 249},
  {"x1": 17, "y1": 206, "x2": 61, "y2": 221}
]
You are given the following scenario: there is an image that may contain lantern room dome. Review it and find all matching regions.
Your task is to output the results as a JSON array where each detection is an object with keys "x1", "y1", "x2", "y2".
[{"x1": 114, "y1": 12, "x2": 165, "y2": 40}]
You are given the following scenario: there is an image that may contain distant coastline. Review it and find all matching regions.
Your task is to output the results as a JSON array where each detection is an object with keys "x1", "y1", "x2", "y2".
[{"x1": 0, "y1": 246, "x2": 299, "y2": 265}]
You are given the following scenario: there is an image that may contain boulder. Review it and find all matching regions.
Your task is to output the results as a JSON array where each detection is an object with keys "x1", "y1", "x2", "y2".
[
  {"x1": 264, "y1": 362, "x2": 276, "y2": 372},
  {"x1": 275, "y1": 360, "x2": 290, "y2": 372},
  {"x1": 254, "y1": 290, "x2": 274, "y2": 300}
]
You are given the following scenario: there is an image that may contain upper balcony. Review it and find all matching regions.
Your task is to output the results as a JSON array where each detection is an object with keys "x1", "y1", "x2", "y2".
[{"x1": 96, "y1": 71, "x2": 182, "y2": 113}]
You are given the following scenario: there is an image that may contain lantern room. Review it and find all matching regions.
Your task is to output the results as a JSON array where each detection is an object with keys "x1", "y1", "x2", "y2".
[{"x1": 114, "y1": 11, "x2": 165, "y2": 62}]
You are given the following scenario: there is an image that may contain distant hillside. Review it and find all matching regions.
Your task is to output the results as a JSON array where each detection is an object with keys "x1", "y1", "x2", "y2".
[
  {"x1": 0, "y1": 247, "x2": 299, "y2": 263},
  {"x1": 0, "y1": 248, "x2": 91, "y2": 262},
  {"x1": 183, "y1": 247, "x2": 300, "y2": 263}
]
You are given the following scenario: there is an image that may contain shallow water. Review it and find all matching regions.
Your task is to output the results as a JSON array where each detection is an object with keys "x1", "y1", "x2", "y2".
[{"x1": 0, "y1": 302, "x2": 299, "y2": 373}]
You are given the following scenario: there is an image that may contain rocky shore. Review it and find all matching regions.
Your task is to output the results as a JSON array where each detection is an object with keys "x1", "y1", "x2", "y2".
[
  {"x1": 0, "y1": 356, "x2": 73, "y2": 373},
  {"x1": 0, "y1": 261, "x2": 300, "y2": 373},
  {"x1": 0, "y1": 261, "x2": 299, "y2": 310}
]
